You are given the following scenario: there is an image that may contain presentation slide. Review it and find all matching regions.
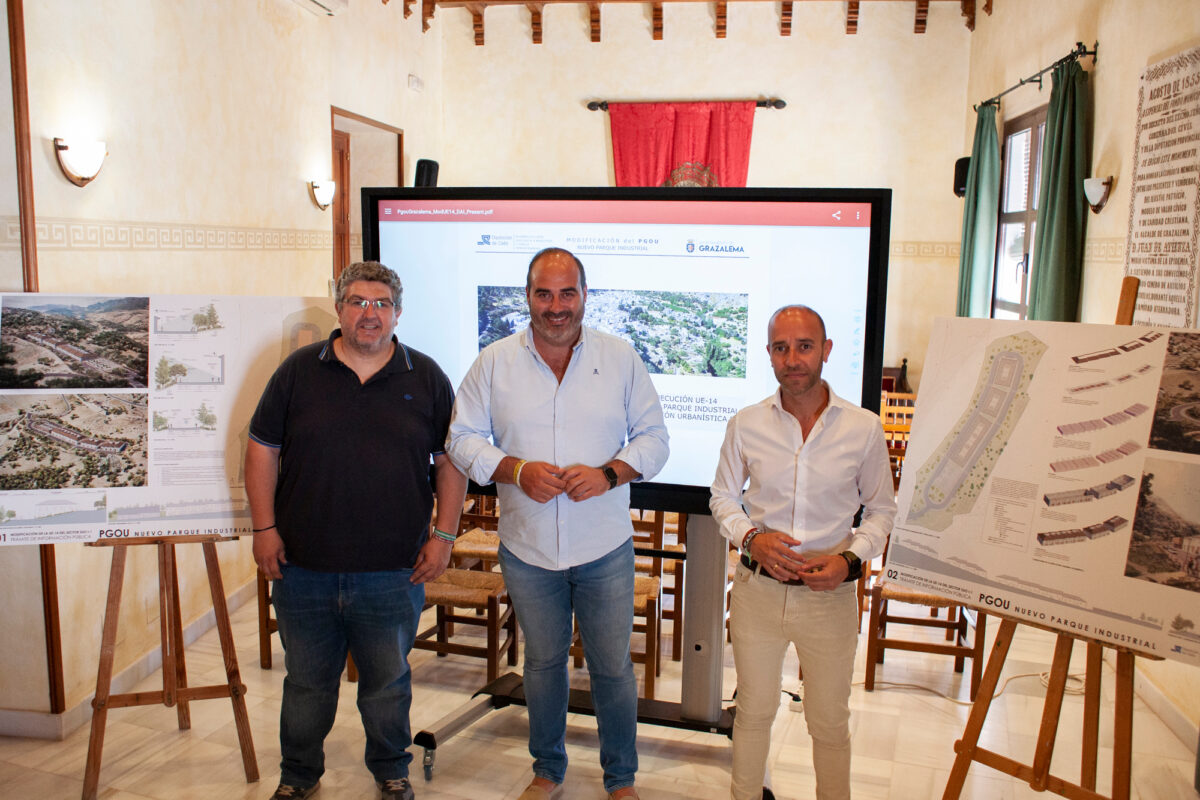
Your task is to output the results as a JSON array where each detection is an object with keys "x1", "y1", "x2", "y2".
[{"x1": 373, "y1": 196, "x2": 880, "y2": 489}]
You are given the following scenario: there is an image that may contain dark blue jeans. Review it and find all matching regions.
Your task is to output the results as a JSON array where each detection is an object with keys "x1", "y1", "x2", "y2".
[{"x1": 272, "y1": 564, "x2": 423, "y2": 787}]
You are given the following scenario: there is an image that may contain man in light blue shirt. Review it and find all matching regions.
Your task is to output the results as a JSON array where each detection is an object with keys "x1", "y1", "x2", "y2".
[{"x1": 447, "y1": 247, "x2": 668, "y2": 800}]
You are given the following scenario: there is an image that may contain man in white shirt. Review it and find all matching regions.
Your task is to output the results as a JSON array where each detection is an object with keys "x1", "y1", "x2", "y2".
[
  {"x1": 710, "y1": 304, "x2": 896, "y2": 800},
  {"x1": 447, "y1": 247, "x2": 669, "y2": 800}
]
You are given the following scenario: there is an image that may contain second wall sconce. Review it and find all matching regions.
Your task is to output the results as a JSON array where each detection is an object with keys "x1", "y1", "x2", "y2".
[
  {"x1": 54, "y1": 138, "x2": 107, "y2": 186},
  {"x1": 1083, "y1": 176, "x2": 1114, "y2": 214},
  {"x1": 309, "y1": 180, "x2": 336, "y2": 210}
]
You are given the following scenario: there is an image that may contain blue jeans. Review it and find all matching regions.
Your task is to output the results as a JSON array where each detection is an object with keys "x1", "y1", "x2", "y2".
[
  {"x1": 498, "y1": 538, "x2": 638, "y2": 792},
  {"x1": 272, "y1": 563, "x2": 424, "y2": 788}
]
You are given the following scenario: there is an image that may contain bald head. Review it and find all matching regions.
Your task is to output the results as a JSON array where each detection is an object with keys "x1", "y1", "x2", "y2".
[{"x1": 767, "y1": 305, "x2": 826, "y2": 343}]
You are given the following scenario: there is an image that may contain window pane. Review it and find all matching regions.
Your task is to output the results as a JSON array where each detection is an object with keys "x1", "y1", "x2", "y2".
[
  {"x1": 994, "y1": 222, "x2": 1026, "y2": 305},
  {"x1": 994, "y1": 307, "x2": 1020, "y2": 321},
  {"x1": 1003, "y1": 129, "x2": 1031, "y2": 213}
]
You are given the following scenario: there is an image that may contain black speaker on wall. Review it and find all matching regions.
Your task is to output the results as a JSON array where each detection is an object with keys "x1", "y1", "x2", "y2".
[
  {"x1": 953, "y1": 157, "x2": 970, "y2": 198},
  {"x1": 415, "y1": 159, "x2": 439, "y2": 187}
]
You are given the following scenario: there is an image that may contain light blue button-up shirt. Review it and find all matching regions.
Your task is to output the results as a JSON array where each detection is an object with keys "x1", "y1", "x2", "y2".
[{"x1": 447, "y1": 326, "x2": 669, "y2": 570}]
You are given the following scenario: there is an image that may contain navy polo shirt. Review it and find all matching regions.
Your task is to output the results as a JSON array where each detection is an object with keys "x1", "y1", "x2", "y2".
[{"x1": 249, "y1": 330, "x2": 453, "y2": 572}]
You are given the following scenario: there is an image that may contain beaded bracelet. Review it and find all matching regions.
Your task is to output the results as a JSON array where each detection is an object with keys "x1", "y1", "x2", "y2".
[{"x1": 432, "y1": 527, "x2": 457, "y2": 544}]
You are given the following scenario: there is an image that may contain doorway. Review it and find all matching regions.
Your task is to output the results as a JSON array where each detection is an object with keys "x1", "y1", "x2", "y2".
[{"x1": 330, "y1": 107, "x2": 404, "y2": 281}]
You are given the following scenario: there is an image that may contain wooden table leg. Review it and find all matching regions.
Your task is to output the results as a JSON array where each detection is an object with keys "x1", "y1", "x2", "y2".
[
  {"x1": 1081, "y1": 641, "x2": 1102, "y2": 791},
  {"x1": 203, "y1": 542, "x2": 259, "y2": 782},
  {"x1": 1112, "y1": 651, "x2": 1135, "y2": 800},
  {"x1": 943, "y1": 617, "x2": 1016, "y2": 799},
  {"x1": 1030, "y1": 634, "x2": 1074, "y2": 791},
  {"x1": 82, "y1": 545, "x2": 127, "y2": 800}
]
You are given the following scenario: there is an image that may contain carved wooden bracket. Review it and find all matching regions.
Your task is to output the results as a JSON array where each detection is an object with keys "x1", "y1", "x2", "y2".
[
  {"x1": 914, "y1": 0, "x2": 928, "y2": 32},
  {"x1": 780, "y1": 0, "x2": 792, "y2": 36},
  {"x1": 402, "y1": 0, "x2": 414, "y2": 17},
  {"x1": 528, "y1": 2, "x2": 544, "y2": 42},
  {"x1": 421, "y1": 0, "x2": 435, "y2": 31},
  {"x1": 589, "y1": 2, "x2": 600, "y2": 41},
  {"x1": 465, "y1": 2, "x2": 485, "y2": 43},
  {"x1": 652, "y1": 2, "x2": 663, "y2": 40},
  {"x1": 846, "y1": 0, "x2": 859, "y2": 34},
  {"x1": 714, "y1": 0, "x2": 726, "y2": 38},
  {"x1": 960, "y1": 0, "x2": 975, "y2": 31}
]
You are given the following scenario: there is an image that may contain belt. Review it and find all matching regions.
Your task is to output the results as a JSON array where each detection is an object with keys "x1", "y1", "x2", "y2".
[{"x1": 739, "y1": 552, "x2": 805, "y2": 586}]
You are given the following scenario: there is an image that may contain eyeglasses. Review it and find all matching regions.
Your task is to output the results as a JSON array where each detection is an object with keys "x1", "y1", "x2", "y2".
[{"x1": 341, "y1": 297, "x2": 396, "y2": 311}]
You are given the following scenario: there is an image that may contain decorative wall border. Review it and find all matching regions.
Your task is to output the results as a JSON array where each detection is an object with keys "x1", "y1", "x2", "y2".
[
  {"x1": 890, "y1": 241, "x2": 960, "y2": 259},
  {"x1": 0, "y1": 216, "x2": 332, "y2": 251}
]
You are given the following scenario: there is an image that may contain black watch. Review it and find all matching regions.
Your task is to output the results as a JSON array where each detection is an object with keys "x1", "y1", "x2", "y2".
[
  {"x1": 602, "y1": 465, "x2": 619, "y2": 490},
  {"x1": 839, "y1": 550, "x2": 863, "y2": 582}
]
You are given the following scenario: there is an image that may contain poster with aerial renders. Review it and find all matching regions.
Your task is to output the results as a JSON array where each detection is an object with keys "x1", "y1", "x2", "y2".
[
  {"x1": 0, "y1": 294, "x2": 333, "y2": 545},
  {"x1": 1125, "y1": 43, "x2": 1200, "y2": 328},
  {"x1": 886, "y1": 317, "x2": 1200, "y2": 667}
]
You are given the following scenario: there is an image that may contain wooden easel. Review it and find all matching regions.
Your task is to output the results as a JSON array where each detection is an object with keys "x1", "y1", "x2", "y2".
[
  {"x1": 82, "y1": 534, "x2": 258, "y2": 800},
  {"x1": 944, "y1": 277, "x2": 1152, "y2": 799}
]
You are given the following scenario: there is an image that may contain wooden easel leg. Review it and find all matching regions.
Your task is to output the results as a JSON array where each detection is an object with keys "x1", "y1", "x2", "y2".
[
  {"x1": 1081, "y1": 642, "x2": 1103, "y2": 791},
  {"x1": 1112, "y1": 651, "x2": 1135, "y2": 800},
  {"x1": 82, "y1": 545, "x2": 127, "y2": 800},
  {"x1": 157, "y1": 543, "x2": 177, "y2": 710},
  {"x1": 202, "y1": 542, "x2": 259, "y2": 783},
  {"x1": 943, "y1": 617, "x2": 1016, "y2": 799},
  {"x1": 167, "y1": 543, "x2": 192, "y2": 729},
  {"x1": 1030, "y1": 634, "x2": 1074, "y2": 790}
]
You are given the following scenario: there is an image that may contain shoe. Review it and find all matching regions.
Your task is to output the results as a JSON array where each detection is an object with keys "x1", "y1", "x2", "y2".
[
  {"x1": 762, "y1": 788, "x2": 777, "y2": 800},
  {"x1": 608, "y1": 789, "x2": 641, "y2": 800},
  {"x1": 377, "y1": 778, "x2": 415, "y2": 800},
  {"x1": 517, "y1": 781, "x2": 564, "y2": 800},
  {"x1": 270, "y1": 783, "x2": 319, "y2": 800}
]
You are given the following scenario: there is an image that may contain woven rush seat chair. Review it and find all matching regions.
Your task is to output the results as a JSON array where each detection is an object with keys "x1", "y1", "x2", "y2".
[
  {"x1": 414, "y1": 568, "x2": 518, "y2": 682},
  {"x1": 570, "y1": 573, "x2": 661, "y2": 699},
  {"x1": 451, "y1": 527, "x2": 501, "y2": 570},
  {"x1": 864, "y1": 580, "x2": 987, "y2": 700}
]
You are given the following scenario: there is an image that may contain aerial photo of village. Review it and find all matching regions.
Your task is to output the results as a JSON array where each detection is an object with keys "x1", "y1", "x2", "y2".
[
  {"x1": 0, "y1": 394, "x2": 148, "y2": 489},
  {"x1": 478, "y1": 286, "x2": 748, "y2": 378},
  {"x1": 0, "y1": 295, "x2": 149, "y2": 388},
  {"x1": 1125, "y1": 458, "x2": 1200, "y2": 594},
  {"x1": 1148, "y1": 331, "x2": 1200, "y2": 456}
]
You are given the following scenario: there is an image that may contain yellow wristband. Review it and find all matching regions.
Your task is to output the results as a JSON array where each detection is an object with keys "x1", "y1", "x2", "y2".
[{"x1": 513, "y1": 459, "x2": 527, "y2": 486}]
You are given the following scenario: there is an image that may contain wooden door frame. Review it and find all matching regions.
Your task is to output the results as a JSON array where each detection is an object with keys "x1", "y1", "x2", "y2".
[{"x1": 329, "y1": 107, "x2": 404, "y2": 282}]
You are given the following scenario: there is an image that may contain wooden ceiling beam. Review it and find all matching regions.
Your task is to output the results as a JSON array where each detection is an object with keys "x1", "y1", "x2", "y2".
[
  {"x1": 846, "y1": 0, "x2": 859, "y2": 34},
  {"x1": 589, "y1": 1, "x2": 601, "y2": 41},
  {"x1": 780, "y1": 0, "x2": 792, "y2": 36},
  {"x1": 422, "y1": 0, "x2": 436, "y2": 31},
  {"x1": 403, "y1": 0, "x2": 414, "y2": 17},
  {"x1": 652, "y1": 1, "x2": 663, "y2": 40},
  {"x1": 960, "y1": 0, "x2": 975, "y2": 31},
  {"x1": 914, "y1": 0, "x2": 927, "y2": 32},
  {"x1": 714, "y1": 0, "x2": 726, "y2": 38},
  {"x1": 528, "y1": 2, "x2": 544, "y2": 42},
  {"x1": 464, "y1": 2, "x2": 485, "y2": 43}
]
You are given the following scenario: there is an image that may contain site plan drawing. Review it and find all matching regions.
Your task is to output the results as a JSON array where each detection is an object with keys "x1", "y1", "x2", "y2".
[
  {"x1": 888, "y1": 317, "x2": 1200, "y2": 667},
  {"x1": 0, "y1": 294, "x2": 332, "y2": 546}
]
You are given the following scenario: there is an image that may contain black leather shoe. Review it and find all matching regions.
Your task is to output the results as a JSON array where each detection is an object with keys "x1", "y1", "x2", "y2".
[{"x1": 377, "y1": 777, "x2": 415, "y2": 800}]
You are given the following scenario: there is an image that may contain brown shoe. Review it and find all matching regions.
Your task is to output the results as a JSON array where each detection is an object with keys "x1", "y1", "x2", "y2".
[
  {"x1": 608, "y1": 789, "x2": 640, "y2": 800},
  {"x1": 517, "y1": 782, "x2": 563, "y2": 800}
]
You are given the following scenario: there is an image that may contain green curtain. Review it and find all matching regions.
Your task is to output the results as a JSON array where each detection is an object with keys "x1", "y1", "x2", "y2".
[
  {"x1": 1028, "y1": 60, "x2": 1090, "y2": 321},
  {"x1": 956, "y1": 104, "x2": 1000, "y2": 317}
]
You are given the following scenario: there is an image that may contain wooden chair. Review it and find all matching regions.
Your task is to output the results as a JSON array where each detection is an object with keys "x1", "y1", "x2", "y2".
[
  {"x1": 256, "y1": 569, "x2": 358, "y2": 681},
  {"x1": 414, "y1": 568, "x2": 518, "y2": 682},
  {"x1": 632, "y1": 508, "x2": 685, "y2": 662},
  {"x1": 451, "y1": 527, "x2": 501, "y2": 571},
  {"x1": 864, "y1": 580, "x2": 987, "y2": 700},
  {"x1": 881, "y1": 390, "x2": 916, "y2": 491},
  {"x1": 570, "y1": 573, "x2": 661, "y2": 699}
]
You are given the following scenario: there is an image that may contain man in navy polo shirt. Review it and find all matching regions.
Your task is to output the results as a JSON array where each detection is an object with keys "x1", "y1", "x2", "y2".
[{"x1": 246, "y1": 261, "x2": 467, "y2": 800}]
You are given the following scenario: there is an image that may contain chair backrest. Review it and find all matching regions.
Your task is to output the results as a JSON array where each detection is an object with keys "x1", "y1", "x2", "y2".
[
  {"x1": 458, "y1": 492, "x2": 500, "y2": 533},
  {"x1": 880, "y1": 391, "x2": 917, "y2": 490},
  {"x1": 631, "y1": 507, "x2": 666, "y2": 578}
]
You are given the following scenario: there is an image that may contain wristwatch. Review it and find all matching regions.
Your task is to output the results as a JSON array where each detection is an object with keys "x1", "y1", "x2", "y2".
[
  {"x1": 602, "y1": 465, "x2": 619, "y2": 490},
  {"x1": 839, "y1": 550, "x2": 863, "y2": 582}
]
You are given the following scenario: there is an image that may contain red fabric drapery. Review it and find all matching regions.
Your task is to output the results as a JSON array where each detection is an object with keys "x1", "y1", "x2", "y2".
[{"x1": 608, "y1": 102, "x2": 755, "y2": 187}]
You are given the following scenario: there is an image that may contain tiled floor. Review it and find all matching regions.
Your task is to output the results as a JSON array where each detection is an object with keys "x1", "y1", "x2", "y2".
[{"x1": 0, "y1": 597, "x2": 1195, "y2": 799}]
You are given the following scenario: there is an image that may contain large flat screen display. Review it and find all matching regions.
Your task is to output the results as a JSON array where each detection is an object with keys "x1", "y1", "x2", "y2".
[{"x1": 363, "y1": 187, "x2": 890, "y2": 512}]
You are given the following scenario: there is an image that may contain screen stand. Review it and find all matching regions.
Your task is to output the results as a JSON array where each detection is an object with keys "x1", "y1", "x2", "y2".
[{"x1": 414, "y1": 513, "x2": 735, "y2": 781}]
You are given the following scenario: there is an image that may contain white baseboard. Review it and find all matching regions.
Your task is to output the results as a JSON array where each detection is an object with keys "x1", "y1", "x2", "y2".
[
  {"x1": 0, "y1": 579, "x2": 258, "y2": 741},
  {"x1": 1104, "y1": 650, "x2": 1199, "y2": 752}
]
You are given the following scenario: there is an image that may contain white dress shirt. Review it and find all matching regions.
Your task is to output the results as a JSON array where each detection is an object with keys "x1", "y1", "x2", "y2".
[
  {"x1": 447, "y1": 325, "x2": 669, "y2": 570},
  {"x1": 709, "y1": 382, "x2": 895, "y2": 561}
]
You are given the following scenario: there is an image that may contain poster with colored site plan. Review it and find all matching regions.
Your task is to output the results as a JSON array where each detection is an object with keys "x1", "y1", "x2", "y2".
[
  {"x1": 887, "y1": 317, "x2": 1200, "y2": 666},
  {"x1": 0, "y1": 294, "x2": 332, "y2": 545}
]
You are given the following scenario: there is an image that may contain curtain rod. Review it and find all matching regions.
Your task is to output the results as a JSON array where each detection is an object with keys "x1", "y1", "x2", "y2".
[
  {"x1": 974, "y1": 41, "x2": 1098, "y2": 111},
  {"x1": 586, "y1": 98, "x2": 786, "y2": 111}
]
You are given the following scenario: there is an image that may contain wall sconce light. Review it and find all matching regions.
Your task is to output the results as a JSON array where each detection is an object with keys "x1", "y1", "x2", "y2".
[
  {"x1": 1083, "y1": 176, "x2": 1114, "y2": 213},
  {"x1": 53, "y1": 138, "x2": 107, "y2": 186},
  {"x1": 309, "y1": 180, "x2": 335, "y2": 210}
]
